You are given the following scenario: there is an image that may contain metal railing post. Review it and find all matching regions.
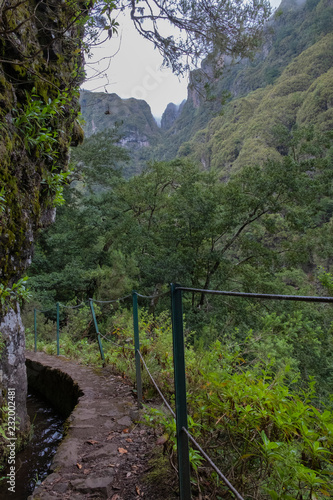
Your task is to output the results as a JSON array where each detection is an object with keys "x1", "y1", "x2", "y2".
[
  {"x1": 132, "y1": 291, "x2": 143, "y2": 408},
  {"x1": 171, "y1": 283, "x2": 191, "y2": 500},
  {"x1": 89, "y1": 299, "x2": 105, "y2": 364},
  {"x1": 34, "y1": 308, "x2": 37, "y2": 353},
  {"x1": 56, "y1": 302, "x2": 60, "y2": 356}
]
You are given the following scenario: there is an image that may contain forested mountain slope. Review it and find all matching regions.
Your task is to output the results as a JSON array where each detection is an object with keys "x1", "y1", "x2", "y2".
[
  {"x1": 158, "y1": 0, "x2": 333, "y2": 166},
  {"x1": 178, "y1": 32, "x2": 333, "y2": 174},
  {"x1": 78, "y1": 0, "x2": 333, "y2": 176}
]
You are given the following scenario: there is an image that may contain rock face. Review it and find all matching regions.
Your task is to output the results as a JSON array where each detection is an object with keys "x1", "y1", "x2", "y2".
[
  {"x1": 0, "y1": 307, "x2": 28, "y2": 432},
  {"x1": 0, "y1": 0, "x2": 85, "y2": 436},
  {"x1": 79, "y1": 90, "x2": 162, "y2": 176},
  {"x1": 80, "y1": 90, "x2": 161, "y2": 145},
  {"x1": 155, "y1": 0, "x2": 333, "y2": 164},
  {"x1": 160, "y1": 101, "x2": 186, "y2": 130}
]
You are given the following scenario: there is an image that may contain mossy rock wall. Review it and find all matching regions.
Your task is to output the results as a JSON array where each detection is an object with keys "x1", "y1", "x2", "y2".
[{"x1": 0, "y1": 0, "x2": 87, "y2": 434}]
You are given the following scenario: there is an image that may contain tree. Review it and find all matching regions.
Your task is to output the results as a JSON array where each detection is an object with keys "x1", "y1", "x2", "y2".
[
  {"x1": 115, "y1": 142, "x2": 332, "y2": 292},
  {"x1": 27, "y1": 130, "x2": 135, "y2": 304},
  {"x1": 127, "y1": 0, "x2": 271, "y2": 73},
  {"x1": 28, "y1": 139, "x2": 333, "y2": 402},
  {"x1": 30, "y1": 126, "x2": 333, "y2": 314},
  {"x1": 70, "y1": 128, "x2": 130, "y2": 186},
  {"x1": 81, "y1": 1, "x2": 271, "y2": 75}
]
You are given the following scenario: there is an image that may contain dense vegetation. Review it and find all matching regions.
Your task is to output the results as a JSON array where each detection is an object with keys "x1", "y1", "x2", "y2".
[
  {"x1": 22, "y1": 304, "x2": 333, "y2": 499},
  {"x1": 156, "y1": 0, "x2": 333, "y2": 166},
  {"x1": 178, "y1": 33, "x2": 333, "y2": 175},
  {"x1": 24, "y1": 121, "x2": 333, "y2": 498},
  {"x1": 2, "y1": 0, "x2": 331, "y2": 497}
]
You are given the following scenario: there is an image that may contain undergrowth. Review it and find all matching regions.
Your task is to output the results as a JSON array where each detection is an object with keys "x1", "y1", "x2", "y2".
[{"x1": 24, "y1": 305, "x2": 333, "y2": 500}]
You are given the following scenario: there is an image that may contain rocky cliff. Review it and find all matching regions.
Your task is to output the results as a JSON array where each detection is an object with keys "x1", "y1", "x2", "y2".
[
  {"x1": 80, "y1": 90, "x2": 161, "y2": 142},
  {"x1": 79, "y1": 90, "x2": 162, "y2": 176},
  {"x1": 178, "y1": 30, "x2": 333, "y2": 174},
  {"x1": 160, "y1": 100, "x2": 186, "y2": 130},
  {"x1": 157, "y1": 0, "x2": 333, "y2": 165},
  {"x1": 0, "y1": 0, "x2": 85, "y2": 437}
]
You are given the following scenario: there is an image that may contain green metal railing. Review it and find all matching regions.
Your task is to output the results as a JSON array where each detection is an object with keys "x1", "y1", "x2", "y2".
[
  {"x1": 34, "y1": 301, "x2": 89, "y2": 358},
  {"x1": 89, "y1": 299, "x2": 106, "y2": 364},
  {"x1": 171, "y1": 284, "x2": 191, "y2": 498},
  {"x1": 132, "y1": 291, "x2": 143, "y2": 407},
  {"x1": 32, "y1": 285, "x2": 333, "y2": 500}
]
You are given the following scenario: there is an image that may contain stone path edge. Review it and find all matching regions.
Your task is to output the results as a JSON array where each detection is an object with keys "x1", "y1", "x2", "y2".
[{"x1": 24, "y1": 350, "x2": 159, "y2": 500}]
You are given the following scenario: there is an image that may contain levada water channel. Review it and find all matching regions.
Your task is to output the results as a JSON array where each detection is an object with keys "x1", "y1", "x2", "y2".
[{"x1": 0, "y1": 392, "x2": 64, "y2": 500}]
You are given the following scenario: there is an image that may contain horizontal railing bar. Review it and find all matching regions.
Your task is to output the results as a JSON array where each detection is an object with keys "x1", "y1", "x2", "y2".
[
  {"x1": 182, "y1": 427, "x2": 245, "y2": 500},
  {"x1": 176, "y1": 287, "x2": 333, "y2": 303},
  {"x1": 135, "y1": 291, "x2": 170, "y2": 300}
]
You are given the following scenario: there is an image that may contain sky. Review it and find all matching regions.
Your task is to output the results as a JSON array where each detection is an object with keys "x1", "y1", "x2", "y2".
[
  {"x1": 82, "y1": 1, "x2": 282, "y2": 120},
  {"x1": 82, "y1": 11, "x2": 188, "y2": 120}
]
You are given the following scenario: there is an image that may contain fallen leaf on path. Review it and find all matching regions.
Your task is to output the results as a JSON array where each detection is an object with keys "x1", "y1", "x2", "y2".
[
  {"x1": 111, "y1": 495, "x2": 120, "y2": 500},
  {"x1": 118, "y1": 447, "x2": 128, "y2": 454},
  {"x1": 156, "y1": 434, "x2": 168, "y2": 446},
  {"x1": 76, "y1": 463, "x2": 82, "y2": 469},
  {"x1": 108, "y1": 463, "x2": 115, "y2": 467},
  {"x1": 135, "y1": 486, "x2": 141, "y2": 495},
  {"x1": 86, "y1": 439, "x2": 99, "y2": 445},
  {"x1": 126, "y1": 438, "x2": 133, "y2": 443},
  {"x1": 122, "y1": 428, "x2": 129, "y2": 433}
]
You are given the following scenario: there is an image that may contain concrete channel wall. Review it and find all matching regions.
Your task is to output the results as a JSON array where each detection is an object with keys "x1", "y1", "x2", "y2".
[
  {"x1": 26, "y1": 357, "x2": 83, "y2": 418},
  {"x1": 24, "y1": 351, "x2": 148, "y2": 499}
]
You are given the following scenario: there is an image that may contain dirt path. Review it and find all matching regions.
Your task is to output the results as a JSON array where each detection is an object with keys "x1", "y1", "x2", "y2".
[{"x1": 25, "y1": 351, "x2": 178, "y2": 500}]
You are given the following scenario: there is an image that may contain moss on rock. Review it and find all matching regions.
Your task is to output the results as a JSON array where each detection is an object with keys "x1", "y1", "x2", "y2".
[{"x1": 0, "y1": 0, "x2": 87, "y2": 437}]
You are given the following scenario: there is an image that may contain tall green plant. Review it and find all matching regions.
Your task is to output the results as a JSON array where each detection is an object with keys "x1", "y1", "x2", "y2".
[
  {"x1": 13, "y1": 89, "x2": 76, "y2": 206},
  {"x1": 0, "y1": 277, "x2": 32, "y2": 309}
]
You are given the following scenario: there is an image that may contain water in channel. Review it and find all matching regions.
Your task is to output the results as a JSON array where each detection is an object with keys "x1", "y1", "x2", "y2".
[{"x1": 0, "y1": 392, "x2": 65, "y2": 500}]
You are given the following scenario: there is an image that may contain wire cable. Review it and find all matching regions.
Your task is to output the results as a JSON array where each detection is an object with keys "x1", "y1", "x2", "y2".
[
  {"x1": 182, "y1": 426, "x2": 245, "y2": 500},
  {"x1": 99, "y1": 332, "x2": 133, "y2": 350},
  {"x1": 138, "y1": 347, "x2": 243, "y2": 499},
  {"x1": 89, "y1": 294, "x2": 132, "y2": 304},
  {"x1": 137, "y1": 350, "x2": 176, "y2": 419},
  {"x1": 59, "y1": 301, "x2": 89, "y2": 309}
]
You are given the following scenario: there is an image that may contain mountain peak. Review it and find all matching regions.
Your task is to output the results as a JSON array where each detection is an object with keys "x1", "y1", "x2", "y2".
[{"x1": 160, "y1": 100, "x2": 186, "y2": 130}]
